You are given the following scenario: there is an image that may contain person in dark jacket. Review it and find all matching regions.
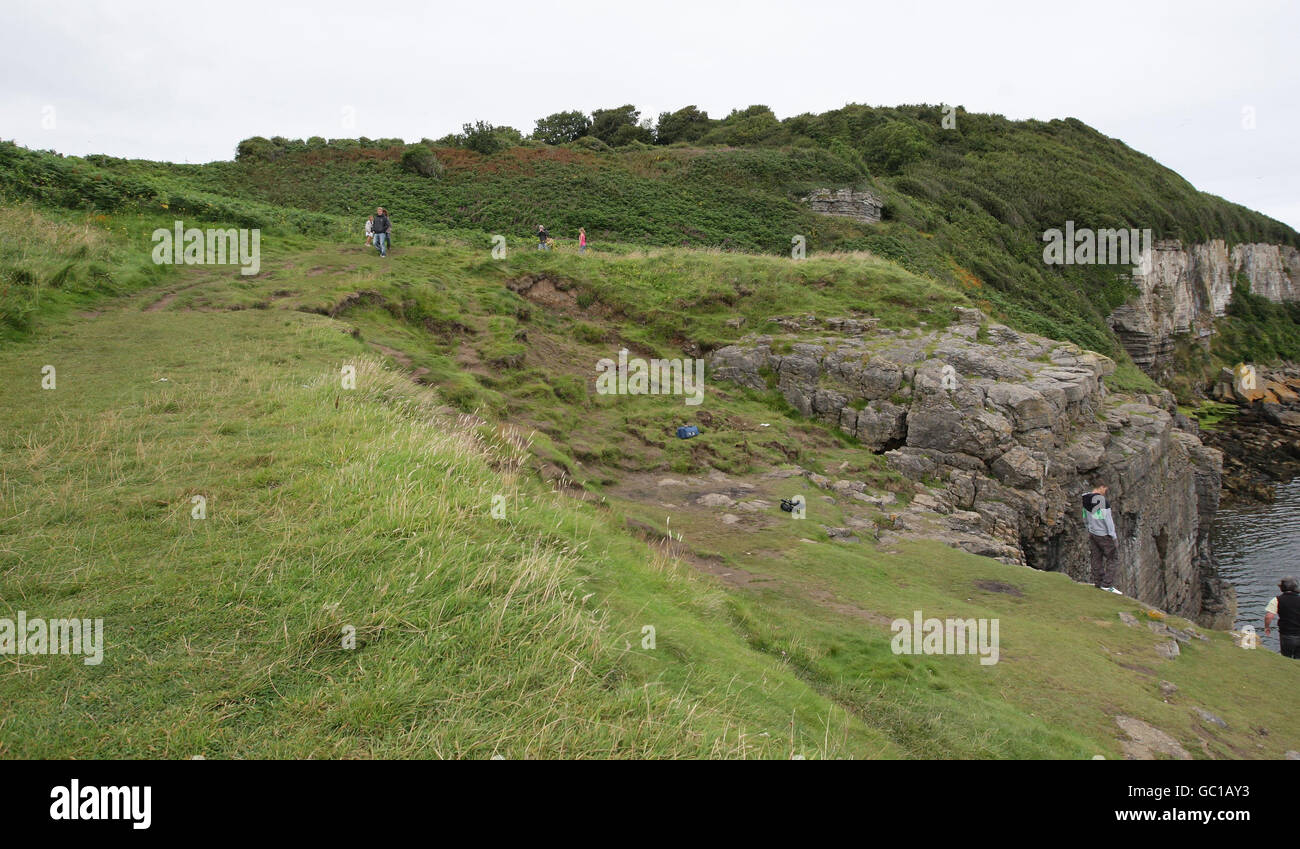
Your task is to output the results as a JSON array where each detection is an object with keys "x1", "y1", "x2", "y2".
[
  {"x1": 537, "y1": 224, "x2": 549, "y2": 251},
  {"x1": 1264, "y1": 576, "x2": 1300, "y2": 658},
  {"x1": 373, "y1": 207, "x2": 391, "y2": 257},
  {"x1": 1081, "y1": 484, "x2": 1122, "y2": 594}
]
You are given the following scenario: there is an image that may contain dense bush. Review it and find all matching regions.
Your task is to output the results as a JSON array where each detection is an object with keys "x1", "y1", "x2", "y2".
[
  {"x1": 655, "y1": 105, "x2": 713, "y2": 144},
  {"x1": 1215, "y1": 282, "x2": 1300, "y2": 363},
  {"x1": 862, "y1": 121, "x2": 931, "y2": 175},
  {"x1": 236, "y1": 136, "x2": 281, "y2": 162},
  {"x1": 458, "y1": 122, "x2": 523, "y2": 155},
  {"x1": 0, "y1": 142, "x2": 156, "y2": 210},
  {"x1": 533, "y1": 111, "x2": 591, "y2": 145},
  {"x1": 569, "y1": 136, "x2": 610, "y2": 152},
  {"x1": 590, "y1": 105, "x2": 645, "y2": 146},
  {"x1": 399, "y1": 143, "x2": 443, "y2": 178}
]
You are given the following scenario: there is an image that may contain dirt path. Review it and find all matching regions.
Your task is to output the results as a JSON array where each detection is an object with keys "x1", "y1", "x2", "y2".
[
  {"x1": 368, "y1": 341, "x2": 430, "y2": 382},
  {"x1": 145, "y1": 291, "x2": 180, "y2": 312}
]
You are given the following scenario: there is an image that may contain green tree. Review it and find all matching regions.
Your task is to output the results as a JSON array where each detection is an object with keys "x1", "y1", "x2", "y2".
[
  {"x1": 700, "y1": 105, "x2": 781, "y2": 146},
  {"x1": 235, "y1": 136, "x2": 280, "y2": 162},
  {"x1": 590, "y1": 105, "x2": 641, "y2": 145},
  {"x1": 862, "y1": 121, "x2": 931, "y2": 174},
  {"x1": 655, "y1": 106, "x2": 712, "y2": 144},
  {"x1": 610, "y1": 122, "x2": 654, "y2": 146},
  {"x1": 533, "y1": 110, "x2": 591, "y2": 144}
]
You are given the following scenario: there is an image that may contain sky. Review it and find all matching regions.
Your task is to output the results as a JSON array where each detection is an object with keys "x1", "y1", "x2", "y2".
[{"x1": 3, "y1": 0, "x2": 1297, "y2": 228}]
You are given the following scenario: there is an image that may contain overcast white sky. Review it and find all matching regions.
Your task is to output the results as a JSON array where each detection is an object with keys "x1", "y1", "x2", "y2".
[{"x1": 3, "y1": 0, "x2": 1297, "y2": 228}]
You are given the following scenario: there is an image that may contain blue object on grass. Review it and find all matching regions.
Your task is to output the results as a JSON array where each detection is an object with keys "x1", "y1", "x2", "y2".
[{"x1": 676, "y1": 425, "x2": 700, "y2": 439}]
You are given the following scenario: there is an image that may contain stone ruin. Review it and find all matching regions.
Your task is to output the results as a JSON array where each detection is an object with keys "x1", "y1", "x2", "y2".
[{"x1": 802, "y1": 188, "x2": 884, "y2": 224}]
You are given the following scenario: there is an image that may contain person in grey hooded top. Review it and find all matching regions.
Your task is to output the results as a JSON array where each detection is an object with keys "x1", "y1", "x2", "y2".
[{"x1": 1082, "y1": 485, "x2": 1122, "y2": 594}]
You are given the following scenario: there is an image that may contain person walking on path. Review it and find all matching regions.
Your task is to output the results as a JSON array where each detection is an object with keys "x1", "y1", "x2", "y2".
[
  {"x1": 1264, "y1": 577, "x2": 1300, "y2": 658},
  {"x1": 365, "y1": 215, "x2": 374, "y2": 247},
  {"x1": 1082, "y1": 484, "x2": 1122, "y2": 594},
  {"x1": 373, "y1": 207, "x2": 391, "y2": 257},
  {"x1": 537, "y1": 224, "x2": 550, "y2": 251},
  {"x1": 578, "y1": 227, "x2": 587, "y2": 254}
]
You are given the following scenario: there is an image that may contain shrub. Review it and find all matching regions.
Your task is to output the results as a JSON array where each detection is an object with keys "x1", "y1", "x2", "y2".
[
  {"x1": 571, "y1": 322, "x2": 605, "y2": 344},
  {"x1": 533, "y1": 111, "x2": 591, "y2": 145},
  {"x1": 235, "y1": 136, "x2": 281, "y2": 162},
  {"x1": 399, "y1": 143, "x2": 444, "y2": 178},
  {"x1": 655, "y1": 106, "x2": 713, "y2": 145},
  {"x1": 610, "y1": 124, "x2": 654, "y2": 147},
  {"x1": 551, "y1": 375, "x2": 587, "y2": 404},
  {"x1": 862, "y1": 121, "x2": 931, "y2": 175},
  {"x1": 570, "y1": 136, "x2": 610, "y2": 152},
  {"x1": 461, "y1": 122, "x2": 522, "y2": 155},
  {"x1": 590, "y1": 105, "x2": 643, "y2": 145}
]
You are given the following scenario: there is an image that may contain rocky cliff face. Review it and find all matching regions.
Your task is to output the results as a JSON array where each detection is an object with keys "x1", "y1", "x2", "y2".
[
  {"x1": 1110, "y1": 240, "x2": 1300, "y2": 371},
  {"x1": 1201, "y1": 364, "x2": 1300, "y2": 502},
  {"x1": 801, "y1": 188, "x2": 883, "y2": 223},
  {"x1": 711, "y1": 308, "x2": 1236, "y2": 627}
]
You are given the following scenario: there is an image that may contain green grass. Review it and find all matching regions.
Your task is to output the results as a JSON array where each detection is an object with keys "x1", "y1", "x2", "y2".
[
  {"x1": 1106, "y1": 360, "x2": 1164, "y2": 396},
  {"x1": 1180, "y1": 400, "x2": 1241, "y2": 431},
  {"x1": 0, "y1": 203, "x2": 168, "y2": 339},
  {"x1": 7, "y1": 99, "x2": 1300, "y2": 366},
  {"x1": 3, "y1": 217, "x2": 1298, "y2": 759},
  {"x1": 0, "y1": 305, "x2": 900, "y2": 758}
]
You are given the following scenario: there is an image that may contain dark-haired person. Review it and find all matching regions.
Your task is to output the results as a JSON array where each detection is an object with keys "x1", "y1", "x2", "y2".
[
  {"x1": 373, "y1": 207, "x2": 391, "y2": 257},
  {"x1": 1081, "y1": 484, "x2": 1122, "y2": 594},
  {"x1": 537, "y1": 224, "x2": 549, "y2": 251},
  {"x1": 1264, "y1": 576, "x2": 1300, "y2": 658}
]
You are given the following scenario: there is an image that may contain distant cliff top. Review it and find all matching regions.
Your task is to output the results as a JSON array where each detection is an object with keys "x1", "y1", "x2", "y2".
[{"x1": 3, "y1": 104, "x2": 1297, "y2": 363}]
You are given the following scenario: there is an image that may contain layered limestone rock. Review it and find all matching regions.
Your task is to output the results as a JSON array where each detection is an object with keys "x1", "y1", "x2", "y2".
[
  {"x1": 710, "y1": 308, "x2": 1236, "y2": 627},
  {"x1": 801, "y1": 188, "x2": 883, "y2": 223},
  {"x1": 1201, "y1": 364, "x2": 1300, "y2": 502},
  {"x1": 1109, "y1": 239, "x2": 1300, "y2": 372}
]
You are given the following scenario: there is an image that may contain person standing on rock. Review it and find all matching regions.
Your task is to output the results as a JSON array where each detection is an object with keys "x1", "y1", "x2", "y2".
[
  {"x1": 1264, "y1": 576, "x2": 1300, "y2": 658},
  {"x1": 1082, "y1": 484, "x2": 1123, "y2": 595},
  {"x1": 373, "y1": 207, "x2": 391, "y2": 257}
]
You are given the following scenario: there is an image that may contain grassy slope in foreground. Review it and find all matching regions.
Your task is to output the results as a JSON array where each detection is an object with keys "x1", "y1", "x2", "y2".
[
  {"x1": 0, "y1": 306, "x2": 898, "y2": 758},
  {"x1": 1, "y1": 212, "x2": 1297, "y2": 758}
]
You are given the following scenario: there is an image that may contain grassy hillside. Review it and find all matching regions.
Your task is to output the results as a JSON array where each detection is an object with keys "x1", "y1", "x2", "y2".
[
  {"x1": 2, "y1": 207, "x2": 1297, "y2": 758},
  {"x1": 6, "y1": 103, "x2": 1297, "y2": 362},
  {"x1": 0, "y1": 204, "x2": 166, "y2": 340}
]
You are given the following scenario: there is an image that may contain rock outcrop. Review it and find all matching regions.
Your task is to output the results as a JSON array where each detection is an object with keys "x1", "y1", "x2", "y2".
[
  {"x1": 1199, "y1": 364, "x2": 1300, "y2": 502},
  {"x1": 710, "y1": 308, "x2": 1236, "y2": 628},
  {"x1": 801, "y1": 188, "x2": 883, "y2": 224},
  {"x1": 1109, "y1": 240, "x2": 1300, "y2": 373}
]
